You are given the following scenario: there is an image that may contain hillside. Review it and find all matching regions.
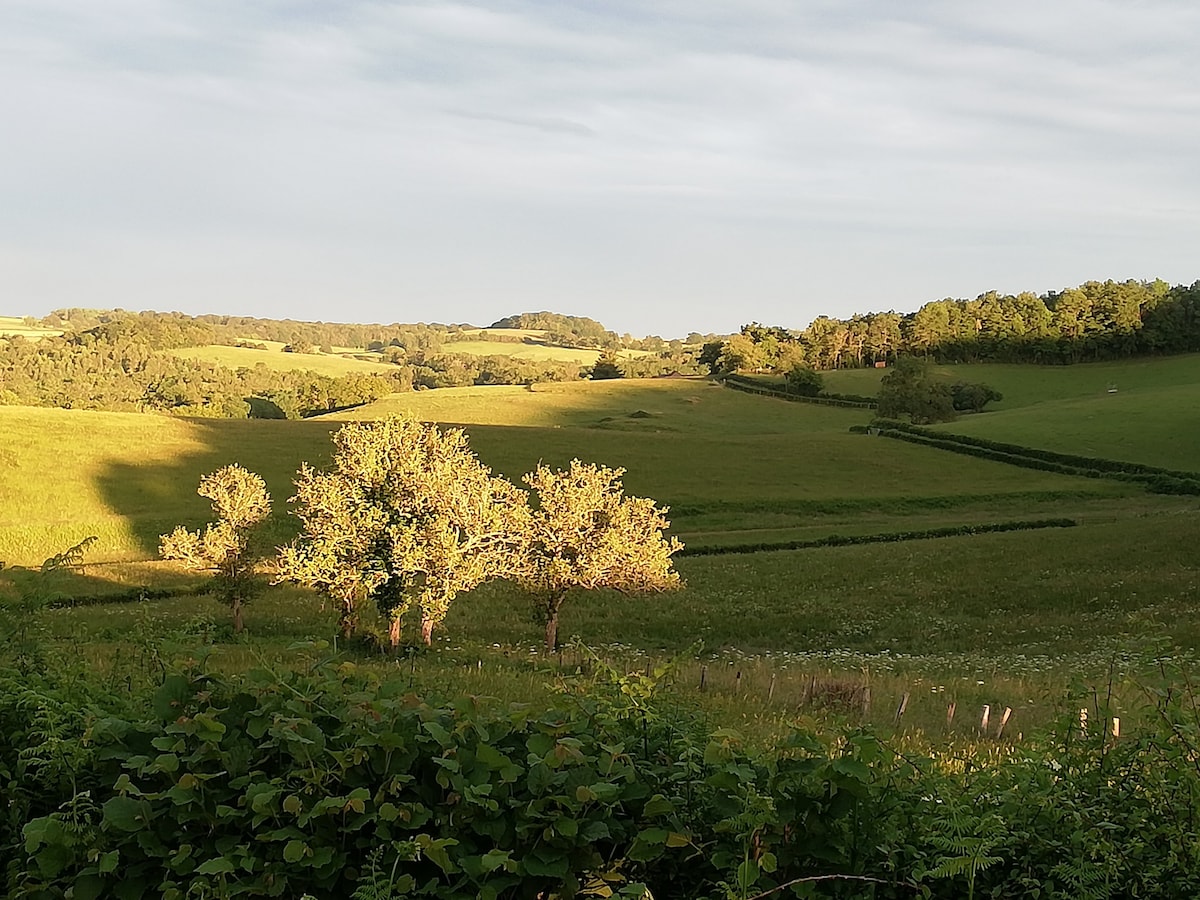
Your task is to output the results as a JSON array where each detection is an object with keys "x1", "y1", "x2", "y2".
[{"x1": 818, "y1": 354, "x2": 1200, "y2": 470}]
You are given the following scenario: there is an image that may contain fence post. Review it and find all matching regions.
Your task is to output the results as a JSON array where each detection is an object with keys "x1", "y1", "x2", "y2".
[
  {"x1": 895, "y1": 692, "x2": 909, "y2": 724},
  {"x1": 980, "y1": 704, "x2": 990, "y2": 732},
  {"x1": 996, "y1": 707, "x2": 1013, "y2": 739}
]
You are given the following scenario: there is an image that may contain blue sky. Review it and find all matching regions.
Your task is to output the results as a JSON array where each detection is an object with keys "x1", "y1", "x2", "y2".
[{"x1": 3, "y1": 1, "x2": 1198, "y2": 337}]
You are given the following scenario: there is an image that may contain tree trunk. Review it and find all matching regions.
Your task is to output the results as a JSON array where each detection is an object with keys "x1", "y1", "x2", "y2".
[
  {"x1": 420, "y1": 615, "x2": 434, "y2": 647},
  {"x1": 389, "y1": 615, "x2": 401, "y2": 650},
  {"x1": 232, "y1": 596, "x2": 244, "y2": 634},
  {"x1": 340, "y1": 600, "x2": 355, "y2": 640},
  {"x1": 543, "y1": 592, "x2": 565, "y2": 651}
]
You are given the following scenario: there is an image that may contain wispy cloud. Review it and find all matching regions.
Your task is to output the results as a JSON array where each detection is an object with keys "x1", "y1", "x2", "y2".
[{"x1": 1, "y1": 0, "x2": 1198, "y2": 334}]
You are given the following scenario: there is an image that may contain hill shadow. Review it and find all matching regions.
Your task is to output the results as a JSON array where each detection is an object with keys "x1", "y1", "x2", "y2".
[{"x1": 95, "y1": 416, "x2": 342, "y2": 559}]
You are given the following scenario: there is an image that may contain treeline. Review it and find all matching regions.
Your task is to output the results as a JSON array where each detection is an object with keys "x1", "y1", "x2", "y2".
[
  {"x1": 0, "y1": 310, "x2": 707, "y2": 417},
  {"x1": 704, "y1": 278, "x2": 1200, "y2": 372}
]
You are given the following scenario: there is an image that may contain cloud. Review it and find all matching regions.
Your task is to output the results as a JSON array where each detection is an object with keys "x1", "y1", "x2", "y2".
[{"x1": 1, "y1": 0, "x2": 1199, "y2": 334}]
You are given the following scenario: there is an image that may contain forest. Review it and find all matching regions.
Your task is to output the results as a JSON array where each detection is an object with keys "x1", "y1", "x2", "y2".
[{"x1": 702, "y1": 278, "x2": 1200, "y2": 373}]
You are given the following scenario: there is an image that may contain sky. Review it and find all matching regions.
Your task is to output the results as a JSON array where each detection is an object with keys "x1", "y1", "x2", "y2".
[{"x1": 2, "y1": 1, "x2": 1199, "y2": 338}]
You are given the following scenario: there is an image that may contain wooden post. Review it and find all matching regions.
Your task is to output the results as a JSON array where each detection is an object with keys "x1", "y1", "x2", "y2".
[
  {"x1": 861, "y1": 685, "x2": 871, "y2": 717},
  {"x1": 895, "y1": 692, "x2": 909, "y2": 724},
  {"x1": 1112, "y1": 717, "x2": 1120, "y2": 739},
  {"x1": 735, "y1": 670, "x2": 742, "y2": 694},
  {"x1": 699, "y1": 665, "x2": 707, "y2": 692},
  {"x1": 946, "y1": 701, "x2": 956, "y2": 729},
  {"x1": 996, "y1": 707, "x2": 1013, "y2": 739},
  {"x1": 767, "y1": 673, "x2": 777, "y2": 703},
  {"x1": 980, "y1": 704, "x2": 990, "y2": 732}
]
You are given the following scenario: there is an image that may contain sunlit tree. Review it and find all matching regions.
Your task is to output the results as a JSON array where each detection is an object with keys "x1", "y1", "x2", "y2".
[
  {"x1": 278, "y1": 417, "x2": 526, "y2": 648},
  {"x1": 160, "y1": 465, "x2": 272, "y2": 633},
  {"x1": 517, "y1": 459, "x2": 683, "y2": 651}
]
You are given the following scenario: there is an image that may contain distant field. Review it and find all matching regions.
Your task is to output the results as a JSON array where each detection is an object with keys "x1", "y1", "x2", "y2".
[
  {"x1": 0, "y1": 315, "x2": 63, "y2": 341},
  {"x1": 821, "y1": 353, "x2": 1200, "y2": 410},
  {"x1": 437, "y1": 340, "x2": 603, "y2": 363},
  {"x1": 169, "y1": 344, "x2": 399, "y2": 376},
  {"x1": 457, "y1": 327, "x2": 549, "y2": 340},
  {"x1": 816, "y1": 354, "x2": 1200, "y2": 471}
]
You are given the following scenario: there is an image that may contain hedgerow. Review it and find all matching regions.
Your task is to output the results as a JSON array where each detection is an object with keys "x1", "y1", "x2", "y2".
[
  {"x1": 861, "y1": 421, "x2": 1200, "y2": 495},
  {"x1": 676, "y1": 518, "x2": 1077, "y2": 557}
]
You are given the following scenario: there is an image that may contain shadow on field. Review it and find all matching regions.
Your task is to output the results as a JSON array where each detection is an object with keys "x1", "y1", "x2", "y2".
[{"x1": 95, "y1": 417, "x2": 342, "y2": 558}]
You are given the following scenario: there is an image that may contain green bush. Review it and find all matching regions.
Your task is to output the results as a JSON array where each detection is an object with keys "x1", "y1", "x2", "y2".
[{"x1": 4, "y1": 659, "x2": 1200, "y2": 898}]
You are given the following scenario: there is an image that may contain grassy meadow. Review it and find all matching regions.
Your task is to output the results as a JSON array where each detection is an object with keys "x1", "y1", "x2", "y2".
[
  {"x1": 823, "y1": 353, "x2": 1200, "y2": 470},
  {"x1": 168, "y1": 343, "x2": 399, "y2": 376},
  {"x1": 3, "y1": 364, "x2": 1199, "y2": 741},
  {"x1": 0, "y1": 315, "x2": 63, "y2": 341}
]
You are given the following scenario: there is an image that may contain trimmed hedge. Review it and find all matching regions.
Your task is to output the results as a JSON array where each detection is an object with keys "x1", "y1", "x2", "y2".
[
  {"x1": 861, "y1": 421, "x2": 1200, "y2": 495},
  {"x1": 677, "y1": 518, "x2": 1077, "y2": 557},
  {"x1": 722, "y1": 375, "x2": 877, "y2": 409}
]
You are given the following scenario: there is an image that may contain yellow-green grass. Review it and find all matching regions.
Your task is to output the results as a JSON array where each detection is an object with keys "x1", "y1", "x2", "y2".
[
  {"x1": 0, "y1": 407, "x2": 339, "y2": 565},
  {"x1": 814, "y1": 355, "x2": 1200, "y2": 471},
  {"x1": 30, "y1": 505, "x2": 1199, "y2": 740},
  {"x1": 821, "y1": 353, "x2": 1200, "y2": 409},
  {"x1": 0, "y1": 381, "x2": 1119, "y2": 565},
  {"x1": 927, "y1": 385, "x2": 1200, "y2": 471},
  {"x1": 168, "y1": 344, "x2": 399, "y2": 376},
  {"x1": 0, "y1": 316, "x2": 63, "y2": 341},
  {"x1": 436, "y1": 340, "x2": 604, "y2": 363},
  {"x1": 457, "y1": 327, "x2": 550, "y2": 340}
]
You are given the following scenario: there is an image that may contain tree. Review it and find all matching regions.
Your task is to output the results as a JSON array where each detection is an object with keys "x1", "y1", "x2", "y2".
[
  {"x1": 588, "y1": 352, "x2": 624, "y2": 380},
  {"x1": 277, "y1": 417, "x2": 526, "y2": 648},
  {"x1": 950, "y1": 381, "x2": 1003, "y2": 413},
  {"x1": 876, "y1": 356, "x2": 956, "y2": 424},
  {"x1": 517, "y1": 460, "x2": 683, "y2": 651},
  {"x1": 784, "y1": 365, "x2": 824, "y2": 397},
  {"x1": 160, "y1": 465, "x2": 272, "y2": 633}
]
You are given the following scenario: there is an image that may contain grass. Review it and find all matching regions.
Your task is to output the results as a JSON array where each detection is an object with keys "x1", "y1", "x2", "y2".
[
  {"x1": 3, "y1": 361, "x2": 1198, "y2": 742},
  {"x1": 817, "y1": 355, "x2": 1200, "y2": 471},
  {"x1": 0, "y1": 316, "x2": 63, "y2": 341},
  {"x1": 168, "y1": 344, "x2": 400, "y2": 376},
  {"x1": 437, "y1": 340, "x2": 605, "y2": 363}
]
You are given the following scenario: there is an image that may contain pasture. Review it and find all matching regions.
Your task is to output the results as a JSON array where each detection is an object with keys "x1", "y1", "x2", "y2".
[
  {"x1": 2, "y1": 364, "x2": 1198, "y2": 740},
  {"x1": 823, "y1": 353, "x2": 1200, "y2": 470},
  {"x1": 168, "y1": 344, "x2": 399, "y2": 376},
  {"x1": 0, "y1": 315, "x2": 63, "y2": 341}
]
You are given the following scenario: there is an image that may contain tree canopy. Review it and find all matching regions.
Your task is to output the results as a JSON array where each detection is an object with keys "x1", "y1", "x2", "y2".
[{"x1": 517, "y1": 460, "x2": 683, "y2": 651}]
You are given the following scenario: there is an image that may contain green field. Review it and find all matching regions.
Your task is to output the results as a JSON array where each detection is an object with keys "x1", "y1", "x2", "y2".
[
  {"x1": 169, "y1": 344, "x2": 399, "y2": 375},
  {"x1": 3, "y1": 360, "x2": 1199, "y2": 742},
  {"x1": 821, "y1": 353, "x2": 1200, "y2": 470}
]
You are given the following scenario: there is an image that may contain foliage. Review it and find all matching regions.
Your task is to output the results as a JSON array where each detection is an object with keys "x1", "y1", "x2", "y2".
[
  {"x1": 783, "y1": 365, "x2": 824, "y2": 397},
  {"x1": 6, "y1": 656, "x2": 1200, "y2": 899},
  {"x1": 877, "y1": 356, "x2": 957, "y2": 424},
  {"x1": 160, "y1": 465, "x2": 272, "y2": 633},
  {"x1": 278, "y1": 417, "x2": 527, "y2": 647},
  {"x1": 518, "y1": 460, "x2": 683, "y2": 650},
  {"x1": 949, "y1": 381, "x2": 1003, "y2": 413},
  {"x1": 588, "y1": 352, "x2": 625, "y2": 380}
]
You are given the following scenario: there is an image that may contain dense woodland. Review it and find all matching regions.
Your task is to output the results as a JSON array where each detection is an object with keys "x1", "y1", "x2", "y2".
[
  {"x1": 702, "y1": 278, "x2": 1200, "y2": 373},
  {"x1": 4, "y1": 277, "x2": 1200, "y2": 418}
]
